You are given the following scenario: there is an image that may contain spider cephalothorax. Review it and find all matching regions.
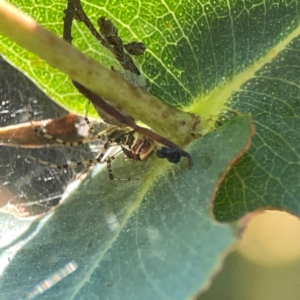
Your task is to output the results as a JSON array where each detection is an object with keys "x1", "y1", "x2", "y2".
[{"x1": 116, "y1": 130, "x2": 156, "y2": 161}]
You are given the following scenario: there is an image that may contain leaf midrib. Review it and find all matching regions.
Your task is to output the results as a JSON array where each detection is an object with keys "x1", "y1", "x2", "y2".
[
  {"x1": 188, "y1": 23, "x2": 300, "y2": 127},
  {"x1": 69, "y1": 158, "x2": 169, "y2": 298}
]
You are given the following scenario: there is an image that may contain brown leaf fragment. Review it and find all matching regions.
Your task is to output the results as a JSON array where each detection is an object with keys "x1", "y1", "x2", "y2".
[{"x1": 0, "y1": 113, "x2": 92, "y2": 148}]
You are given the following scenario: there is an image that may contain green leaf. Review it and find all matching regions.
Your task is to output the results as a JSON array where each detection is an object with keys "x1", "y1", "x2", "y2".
[
  {"x1": 1, "y1": 0, "x2": 300, "y2": 297},
  {"x1": 2, "y1": 0, "x2": 300, "y2": 111},
  {"x1": 214, "y1": 37, "x2": 300, "y2": 221},
  {"x1": 0, "y1": 114, "x2": 253, "y2": 299}
]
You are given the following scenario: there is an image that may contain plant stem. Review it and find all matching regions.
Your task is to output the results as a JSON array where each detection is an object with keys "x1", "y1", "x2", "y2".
[{"x1": 0, "y1": 0, "x2": 202, "y2": 145}]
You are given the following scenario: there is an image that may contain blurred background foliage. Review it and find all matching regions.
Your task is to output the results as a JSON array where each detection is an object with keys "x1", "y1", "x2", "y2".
[{"x1": 201, "y1": 210, "x2": 300, "y2": 300}]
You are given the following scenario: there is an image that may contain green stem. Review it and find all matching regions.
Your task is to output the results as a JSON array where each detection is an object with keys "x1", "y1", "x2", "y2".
[{"x1": 0, "y1": 0, "x2": 202, "y2": 145}]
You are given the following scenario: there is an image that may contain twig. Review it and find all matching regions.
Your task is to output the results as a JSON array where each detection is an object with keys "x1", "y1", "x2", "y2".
[
  {"x1": 0, "y1": 0, "x2": 201, "y2": 144},
  {"x1": 63, "y1": 0, "x2": 75, "y2": 43},
  {"x1": 73, "y1": 0, "x2": 140, "y2": 75}
]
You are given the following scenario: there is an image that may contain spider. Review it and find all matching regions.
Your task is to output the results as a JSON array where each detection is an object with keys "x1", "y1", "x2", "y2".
[
  {"x1": 29, "y1": 126, "x2": 158, "y2": 181},
  {"x1": 20, "y1": 92, "x2": 179, "y2": 181}
]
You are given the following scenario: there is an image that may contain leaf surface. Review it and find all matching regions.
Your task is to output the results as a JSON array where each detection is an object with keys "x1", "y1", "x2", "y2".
[
  {"x1": 214, "y1": 35, "x2": 300, "y2": 221},
  {"x1": 0, "y1": 0, "x2": 300, "y2": 297},
  {"x1": 0, "y1": 114, "x2": 253, "y2": 299}
]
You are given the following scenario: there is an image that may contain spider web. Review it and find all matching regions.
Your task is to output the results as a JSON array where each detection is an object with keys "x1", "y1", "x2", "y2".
[{"x1": 0, "y1": 56, "x2": 103, "y2": 216}]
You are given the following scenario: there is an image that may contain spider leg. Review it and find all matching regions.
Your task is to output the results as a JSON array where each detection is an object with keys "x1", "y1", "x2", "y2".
[
  {"x1": 33, "y1": 127, "x2": 111, "y2": 147},
  {"x1": 105, "y1": 156, "x2": 139, "y2": 181},
  {"x1": 19, "y1": 90, "x2": 117, "y2": 147},
  {"x1": 84, "y1": 100, "x2": 98, "y2": 137},
  {"x1": 26, "y1": 137, "x2": 137, "y2": 180},
  {"x1": 27, "y1": 152, "x2": 138, "y2": 181},
  {"x1": 26, "y1": 154, "x2": 106, "y2": 169},
  {"x1": 26, "y1": 137, "x2": 114, "y2": 169}
]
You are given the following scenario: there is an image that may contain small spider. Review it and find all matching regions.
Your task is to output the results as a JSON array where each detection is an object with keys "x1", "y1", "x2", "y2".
[
  {"x1": 28, "y1": 126, "x2": 158, "y2": 181},
  {"x1": 20, "y1": 92, "x2": 180, "y2": 181}
]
